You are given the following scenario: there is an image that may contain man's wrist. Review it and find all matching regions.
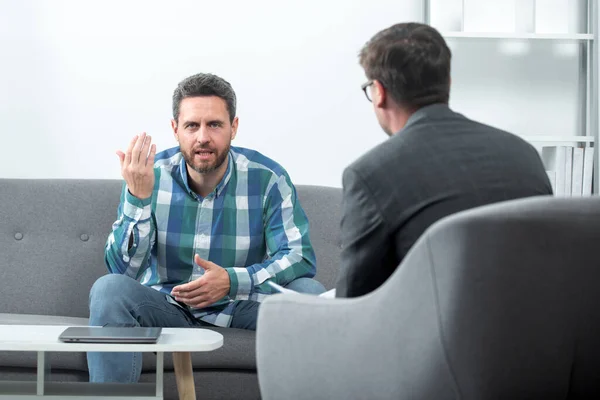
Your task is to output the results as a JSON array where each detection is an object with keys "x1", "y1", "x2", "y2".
[
  {"x1": 126, "y1": 190, "x2": 152, "y2": 207},
  {"x1": 124, "y1": 190, "x2": 152, "y2": 221},
  {"x1": 225, "y1": 268, "x2": 239, "y2": 298},
  {"x1": 127, "y1": 189, "x2": 152, "y2": 203},
  {"x1": 225, "y1": 267, "x2": 254, "y2": 298}
]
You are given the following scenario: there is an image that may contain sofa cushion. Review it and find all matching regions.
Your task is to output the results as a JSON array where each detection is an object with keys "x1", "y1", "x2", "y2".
[
  {"x1": 145, "y1": 328, "x2": 257, "y2": 372},
  {"x1": 296, "y1": 186, "x2": 342, "y2": 289},
  {"x1": 0, "y1": 313, "x2": 88, "y2": 326}
]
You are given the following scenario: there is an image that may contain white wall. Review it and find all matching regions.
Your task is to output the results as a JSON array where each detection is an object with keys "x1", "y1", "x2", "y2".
[
  {"x1": 0, "y1": 0, "x2": 421, "y2": 186},
  {"x1": 0, "y1": 0, "x2": 584, "y2": 187}
]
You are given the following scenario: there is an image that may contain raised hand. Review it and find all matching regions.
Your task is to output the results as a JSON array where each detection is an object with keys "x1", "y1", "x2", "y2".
[{"x1": 116, "y1": 132, "x2": 156, "y2": 200}]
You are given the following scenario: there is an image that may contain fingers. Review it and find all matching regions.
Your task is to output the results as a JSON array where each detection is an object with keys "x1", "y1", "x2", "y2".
[
  {"x1": 191, "y1": 300, "x2": 214, "y2": 309},
  {"x1": 131, "y1": 132, "x2": 147, "y2": 165},
  {"x1": 116, "y1": 151, "x2": 125, "y2": 168},
  {"x1": 195, "y1": 255, "x2": 214, "y2": 270},
  {"x1": 172, "y1": 275, "x2": 206, "y2": 295},
  {"x1": 140, "y1": 133, "x2": 152, "y2": 165},
  {"x1": 173, "y1": 281, "x2": 197, "y2": 295},
  {"x1": 120, "y1": 133, "x2": 155, "y2": 168},
  {"x1": 124, "y1": 135, "x2": 138, "y2": 166},
  {"x1": 146, "y1": 144, "x2": 157, "y2": 167},
  {"x1": 181, "y1": 295, "x2": 213, "y2": 309},
  {"x1": 174, "y1": 286, "x2": 213, "y2": 308},
  {"x1": 176, "y1": 287, "x2": 205, "y2": 301}
]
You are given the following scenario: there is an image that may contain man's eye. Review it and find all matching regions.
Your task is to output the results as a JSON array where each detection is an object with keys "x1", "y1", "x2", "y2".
[
  {"x1": 209, "y1": 122, "x2": 221, "y2": 128},
  {"x1": 187, "y1": 123, "x2": 198, "y2": 129}
]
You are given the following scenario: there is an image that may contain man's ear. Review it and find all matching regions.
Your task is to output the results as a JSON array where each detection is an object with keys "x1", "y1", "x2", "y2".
[
  {"x1": 171, "y1": 119, "x2": 179, "y2": 142},
  {"x1": 231, "y1": 117, "x2": 239, "y2": 140},
  {"x1": 373, "y1": 80, "x2": 386, "y2": 108}
]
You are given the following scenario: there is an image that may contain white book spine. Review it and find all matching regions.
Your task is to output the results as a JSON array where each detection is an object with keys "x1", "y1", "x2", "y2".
[
  {"x1": 556, "y1": 146, "x2": 567, "y2": 196},
  {"x1": 542, "y1": 146, "x2": 567, "y2": 196},
  {"x1": 582, "y1": 146, "x2": 595, "y2": 196},
  {"x1": 571, "y1": 147, "x2": 584, "y2": 196},
  {"x1": 564, "y1": 146, "x2": 573, "y2": 196},
  {"x1": 546, "y1": 171, "x2": 556, "y2": 193}
]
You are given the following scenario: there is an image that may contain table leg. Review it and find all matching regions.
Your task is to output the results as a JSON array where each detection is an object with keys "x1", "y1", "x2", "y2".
[
  {"x1": 36, "y1": 351, "x2": 45, "y2": 396},
  {"x1": 173, "y1": 352, "x2": 196, "y2": 400},
  {"x1": 156, "y1": 352, "x2": 164, "y2": 398}
]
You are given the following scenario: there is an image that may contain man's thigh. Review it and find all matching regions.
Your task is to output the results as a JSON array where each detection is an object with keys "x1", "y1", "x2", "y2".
[
  {"x1": 90, "y1": 274, "x2": 201, "y2": 328},
  {"x1": 285, "y1": 277, "x2": 326, "y2": 294},
  {"x1": 230, "y1": 300, "x2": 260, "y2": 331}
]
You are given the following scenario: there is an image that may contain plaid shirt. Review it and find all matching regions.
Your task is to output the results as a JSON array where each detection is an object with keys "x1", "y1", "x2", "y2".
[{"x1": 104, "y1": 145, "x2": 317, "y2": 327}]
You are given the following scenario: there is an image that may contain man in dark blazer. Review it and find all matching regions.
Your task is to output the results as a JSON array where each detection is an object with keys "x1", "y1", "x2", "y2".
[{"x1": 336, "y1": 22, "x2": 553, "y2": 298}]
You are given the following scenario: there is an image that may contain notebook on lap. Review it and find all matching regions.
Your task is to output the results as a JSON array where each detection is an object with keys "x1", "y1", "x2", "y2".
[{"x1": 58, "y1": 327, "x2": 162, "y2": 344}]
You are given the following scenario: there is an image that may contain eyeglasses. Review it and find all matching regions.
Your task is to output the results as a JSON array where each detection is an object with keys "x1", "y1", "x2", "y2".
[{"x1": 361, "y1": 80, "x2": 374, "y2": 102}]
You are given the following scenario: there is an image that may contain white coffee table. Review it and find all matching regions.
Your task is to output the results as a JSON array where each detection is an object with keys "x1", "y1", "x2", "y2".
[{"x1": 0, "y1": 325, "x2": 223, "y2": 399}]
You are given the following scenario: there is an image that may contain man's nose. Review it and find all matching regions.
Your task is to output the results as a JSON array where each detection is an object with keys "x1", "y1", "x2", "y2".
[{"x1": 196, "y1": 125, "x2": 211, "y2": 144}]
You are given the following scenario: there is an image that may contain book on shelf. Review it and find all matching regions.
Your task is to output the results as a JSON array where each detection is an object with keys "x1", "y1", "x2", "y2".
[
  {"x1": 546, "y1": 171, "x2": 556, "y2": 193},
  {"x1": 564, "y1": 144, "x2": 573, "y2": 195},
  {"x1": 539, "y1": 144, "x2": 593, "y2": 197},
  {"x1": 571, "y1": 147, "x2": 584, "y2": 196},
  {"x1": 582, "y1": 146, "x2": 594, "y2": 196},
  {"x1": 541, "y1": 146, "x2": 569, "y2": 196}
]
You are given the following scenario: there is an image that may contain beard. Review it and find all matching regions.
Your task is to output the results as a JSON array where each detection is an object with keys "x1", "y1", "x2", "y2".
[{"x1": 182, "y1": 142, "x2": 230, "y2": 174}]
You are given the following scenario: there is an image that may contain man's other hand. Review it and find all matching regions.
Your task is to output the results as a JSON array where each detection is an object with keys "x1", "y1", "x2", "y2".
[{"x1": 172, "y1": 255, "x2": 231, "y2": 309}]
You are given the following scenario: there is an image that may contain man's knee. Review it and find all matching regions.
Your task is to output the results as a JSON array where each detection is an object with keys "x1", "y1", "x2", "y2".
[
  {"x1": 285, "y1": 277, "x2": 326, "y2": 294},
  {"x1": 89, "y1": 274, "x2": 139, "y2": 307}
]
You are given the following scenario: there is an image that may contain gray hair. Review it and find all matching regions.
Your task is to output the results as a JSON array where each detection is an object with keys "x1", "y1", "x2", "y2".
[{"x1": 172, "y1": 73, "x2": 237, "y2": 123}]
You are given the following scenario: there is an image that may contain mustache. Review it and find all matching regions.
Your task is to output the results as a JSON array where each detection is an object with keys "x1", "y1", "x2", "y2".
[{"x1": 191, "y1": 146, "x2": 216, "y2": 152}]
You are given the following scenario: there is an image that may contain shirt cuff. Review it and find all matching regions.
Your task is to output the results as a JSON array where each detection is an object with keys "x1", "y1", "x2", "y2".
[
  {"x1": 123, "y1": 190, "x2": 152, "y2": 221},
  {"x1": 226, "y1": 267, "x2": 253, "y2": 299}
]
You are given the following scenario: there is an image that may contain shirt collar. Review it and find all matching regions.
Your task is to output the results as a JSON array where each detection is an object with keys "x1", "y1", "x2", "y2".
[{"x1": 178, "y1": 150, "x2": 234, "y2": 200}]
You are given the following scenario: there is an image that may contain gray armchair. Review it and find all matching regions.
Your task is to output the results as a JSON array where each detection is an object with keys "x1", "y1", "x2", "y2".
[{"x1": 256, "y1": 196, "x2": 600, "y2": 400}]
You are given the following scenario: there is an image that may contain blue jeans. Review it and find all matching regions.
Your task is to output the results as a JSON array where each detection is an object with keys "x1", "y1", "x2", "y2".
[{"x1": 87, "y1": 274, "x2": 325, "y2": 383}]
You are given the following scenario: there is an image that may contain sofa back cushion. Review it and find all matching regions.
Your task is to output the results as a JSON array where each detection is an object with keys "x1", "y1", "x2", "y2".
[
  {"x1": 295, "y1": 185, "x2": 342, "y2": 289},
  {"x1": 0, "y1": 179, "x2": 122, "y2": 317},
  {"x1": 0, "y1": 179, "x2": 342, "y2": 317}
]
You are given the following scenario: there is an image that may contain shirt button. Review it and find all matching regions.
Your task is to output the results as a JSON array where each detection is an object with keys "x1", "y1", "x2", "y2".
[
  {"x1": 80, "y1": 234, "x2": 89, "y2": 242},
  {"x1": 14, "y1": 232, "x2": 23, "y2": 240}
]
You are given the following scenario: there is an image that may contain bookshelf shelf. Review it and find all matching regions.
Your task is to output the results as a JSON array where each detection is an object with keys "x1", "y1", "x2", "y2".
[
  {"x1": 519, "y1": 135, "x2": 595, "y2": 144},
  {"x1": 441, "y1": 32, "x2": 594, "y2": 40}
]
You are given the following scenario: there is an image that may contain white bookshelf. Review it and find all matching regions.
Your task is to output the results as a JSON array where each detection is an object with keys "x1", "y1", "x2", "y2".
[
  {"x1": 424, "y1": 0, "x2": 598, "y2": 194},
  {"x1": 440, "y1": 32, "x2": 593, "y2": 40}
]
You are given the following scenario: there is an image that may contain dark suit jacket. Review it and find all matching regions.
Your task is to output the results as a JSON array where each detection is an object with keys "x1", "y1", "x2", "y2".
[{"x1": 336, "y1": 103, "x2": 553, "y2": 298}]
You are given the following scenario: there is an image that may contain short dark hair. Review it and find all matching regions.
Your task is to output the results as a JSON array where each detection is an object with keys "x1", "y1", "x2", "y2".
[
  {"x1": 172, "y1": 73, "x2": 237, "y2": 123},
  {"x1": 359, "y1": 22, "x2": 451, "y2": 109}
]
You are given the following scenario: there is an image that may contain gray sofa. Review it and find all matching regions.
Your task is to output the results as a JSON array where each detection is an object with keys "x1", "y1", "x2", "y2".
[
  {"x1": 0, "y1": 179, "x2": 342, "y2": 400},
  {"x1": 257, "y1": 196, "x2": 600, "y2": 399}
]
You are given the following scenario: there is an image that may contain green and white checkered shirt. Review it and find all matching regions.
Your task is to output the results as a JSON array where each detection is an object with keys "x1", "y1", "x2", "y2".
[{"x1": 104, "y1": 145, "x2": 317, "y2": 327}]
